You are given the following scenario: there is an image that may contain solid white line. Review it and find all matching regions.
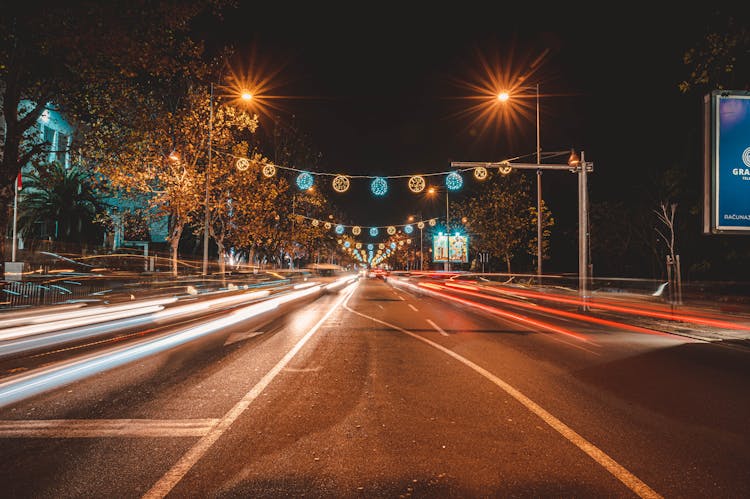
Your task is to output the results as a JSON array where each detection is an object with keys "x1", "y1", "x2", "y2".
[
  {"x1": 0, "y1": 419, "x2": 219, "y2": 438},
  {"x1": 143, "y1": 282, "x2": 358, "y2": 499},
  {"x1": 343, "y1": 295, "x2": 662, "y2": 499},
  {"x1": 408, "y1": 304, "x2": 419, "y2": 312},
  {"x1": 426, "y1": 319, "x2": 449, "y2": 336}
]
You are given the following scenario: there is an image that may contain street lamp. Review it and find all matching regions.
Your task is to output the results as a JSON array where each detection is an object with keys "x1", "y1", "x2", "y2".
[
  {"x1": 498, "y1": 83, "x2": 543, "y2": 279},
  {"x1": 203, "y1": 83, "x2": 253, "y2": 276},
  {"x1": 451, "y1": 149, "x2": 593, "y2": 310}
]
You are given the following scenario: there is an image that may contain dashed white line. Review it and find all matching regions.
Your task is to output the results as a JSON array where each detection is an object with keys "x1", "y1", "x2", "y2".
[
  {"x1": 426, "y1": 319, "x2": 449, "y2": 336},
  {"x1": 408, "y1": 304, "x2": 419, "y2": 312}
]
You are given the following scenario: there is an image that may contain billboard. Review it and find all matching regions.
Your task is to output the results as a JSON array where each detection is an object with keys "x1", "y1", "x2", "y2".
[
  {"x1": 432, "y1": 234, "x2": 469, "y2": 263},
  {"x1": 704, "y1": 90, "x2": 750, "y2": 234}
]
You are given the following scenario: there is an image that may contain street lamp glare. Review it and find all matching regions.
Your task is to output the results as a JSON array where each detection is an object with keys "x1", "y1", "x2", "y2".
[
  {"x1": 497, "y1": 92, "x2": 509, "y2": 102},
  {"x1": 241, "y1": 91, "x2": 253, "y2": 101}
]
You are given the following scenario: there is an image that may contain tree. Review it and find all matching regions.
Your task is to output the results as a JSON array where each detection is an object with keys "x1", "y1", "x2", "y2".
[
  {"x1": 453, "y1": 172, "x2": 544, "y2": 273},
  {"x1": 18, "y1": 161, "x2": 105, "y2": 245},
  {"x1": 1, "y1": 2, "x2": 228, "y2": 267}
]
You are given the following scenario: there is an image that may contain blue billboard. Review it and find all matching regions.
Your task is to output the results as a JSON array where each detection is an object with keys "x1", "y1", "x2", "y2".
[{"x1": 705, "y1": 91, "x2": 750, "y2": 233}]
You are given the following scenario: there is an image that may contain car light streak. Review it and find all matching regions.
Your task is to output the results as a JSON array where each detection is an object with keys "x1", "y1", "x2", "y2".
[
  {"x1": 410, "y1": 282, "x2": 589, "y2": 342},
  {"x1": 0, "y1": 297, "x2": 178, "y2": 329},
  {"x1": 482, "y1": 286, "x2": 750, "y2": 331},
  {"x1": 435, "y1": 283, "x2": 678, "y2": 337},
  {"x1": 325, "y1": 275, "x2": 359, "y2": 292},
  {"x1": 0, "y1": 306, "x2": 167, "y2": 341},
  {"x1": 0, "y1": 290, "x2": 274, "y2": 358},
  {"x1": 293, "y1": 282, "x2": 318, "y2": 290},
  {"x1": 0, "y1": 285, "x2": 324, "y2": 409}
]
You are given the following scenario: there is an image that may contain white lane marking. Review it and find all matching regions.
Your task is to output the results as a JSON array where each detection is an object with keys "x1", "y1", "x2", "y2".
[
  {"x1": 426, "y1": 319, "x2": 449, "y2": 336},
  {"x1": 0, "y1": 419, "x2": 218, "y2": 438},
  {"x1": 144, "y1": 282, "x2": 358, "y2": 499},
  {"x1": 343, "y1": 295, "x2": 662, "y2": 499},
  {"x1": 377, "y1": 304, "x2": 384, "y2": 310},
  {"x1": 393, "y1": 293, "x2": 405, "y2": 301},
  {"x1": 408, "y1": 304, "x2": 419, "y2": 312}
]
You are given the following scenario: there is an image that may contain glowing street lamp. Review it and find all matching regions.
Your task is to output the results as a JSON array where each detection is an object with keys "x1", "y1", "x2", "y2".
[{"x1": 497, "y1": 83, "x2": 543, "y2": 278}]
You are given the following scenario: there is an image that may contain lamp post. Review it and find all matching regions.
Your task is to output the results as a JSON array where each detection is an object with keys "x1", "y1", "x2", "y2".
[
  {"x1": 203, "y1": 83, "x2": 252, "y2": 276},
  {"x1": 445, "y1": 187, "x2": 450, "y2": 272},
  {"x1": 451, "y1": 149, "x2": 592, "y2": 309},
  {"x1": 498, "y1": 83, "x2": 543, "y2": 279}
]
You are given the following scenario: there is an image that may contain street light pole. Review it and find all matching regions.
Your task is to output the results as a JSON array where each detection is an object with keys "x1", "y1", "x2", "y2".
[
  {"x1": 445, "y1": 189, "x2": 450, "y2": 272},
  {"x1": 451, "y1": 151, "x2": 592, "y2": 308},
  {"x1": 202, "y1": 82, "x2": 214, "y2": 276},
  {"x1": 535, "y1": 83, "x2": 543, "y2": 281}
]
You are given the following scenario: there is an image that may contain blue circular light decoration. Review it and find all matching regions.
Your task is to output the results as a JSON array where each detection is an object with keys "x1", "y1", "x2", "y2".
[
  {"x1": 390, "y1": 242, "x2": 396, "y2": 249},
  {"x1": 367, "y1": 244, "x2": 374, "y2": 251},
  {"x1": 369, "y1": 227, "x2": 379, "y2": 237},
  {"x1": 335, "y1": 224, "x2": 345, "y2": 235},
  {"x1": 296, "y1": 172, "x2": 314, "y2": 190},
  {"x1": 404, "y1": 224, "x2": 414, "y2": 234},
  {"x1": 446, "y1": 172, "x2": 463, "y2": 191},
  {"x1": 371, "y1": 177, "x2": 388, "y2": 196},
  {"x1": 344, "y1": 241, "x2": 351, "y2": 248}
]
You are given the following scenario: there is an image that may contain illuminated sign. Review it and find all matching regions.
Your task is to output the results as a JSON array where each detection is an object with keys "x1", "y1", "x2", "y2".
[
  {"x1": 432, "y1": 234, "x2": 469, "y2": 263},
  {"x1": 704, "y1": 90, "x2": 750, "y2": 234}
]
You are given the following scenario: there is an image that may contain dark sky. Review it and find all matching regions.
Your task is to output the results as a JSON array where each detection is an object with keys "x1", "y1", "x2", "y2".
[{"x1": 198, "y1": 4, "x2": 742, "y2": 269}]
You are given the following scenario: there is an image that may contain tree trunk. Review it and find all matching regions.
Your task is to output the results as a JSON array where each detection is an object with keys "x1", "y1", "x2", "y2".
[
  {"x1": 169, "y1": 222, "x2": 183, "y2": 277},
  {"x1": 505, "y1": 253, "x2": 512, "y2": 274},
  {"x1": 216, "y1": 240, "x2": 226, "y2": 276}
]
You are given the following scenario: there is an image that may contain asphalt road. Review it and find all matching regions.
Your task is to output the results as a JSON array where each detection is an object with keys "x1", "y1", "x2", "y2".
[{"x1": 0, "y1": 276, "x2": 748, "y2": 498}]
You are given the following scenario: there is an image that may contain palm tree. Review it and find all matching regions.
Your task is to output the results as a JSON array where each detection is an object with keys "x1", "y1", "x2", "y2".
[{"x1": 18, "y1": 162, "x2": 105, "y2": 245}]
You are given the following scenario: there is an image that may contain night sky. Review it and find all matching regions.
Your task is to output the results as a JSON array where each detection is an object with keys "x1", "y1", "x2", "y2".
[{"x1": 198, "y1": 5, "x2": 739, "y2": 270}]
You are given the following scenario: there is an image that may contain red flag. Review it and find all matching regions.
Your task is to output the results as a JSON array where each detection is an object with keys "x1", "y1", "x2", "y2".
[{"x1": 16, "y1": 171, "x2": 22, "y2": 191}]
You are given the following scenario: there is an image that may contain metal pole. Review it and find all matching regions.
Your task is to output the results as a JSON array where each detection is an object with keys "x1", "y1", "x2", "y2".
[
  {"x1": 291, "y1": 194, "x2": 295, "y2": 269},
  {"x1": 202, "y1": 82, "x2": 213, "y2": 276},
  {"x1": 578, "y1": 151, "x2": 589, "y2": 311},
  {"x1": 420, "y1": 226, "x2": 423, "y2": 271},
  {"x1": 445, "y1": 190, "x2": 450, "y2": 272},
  {"x1": 536, "y1": 83, "x2": 542, "y2": 281},
  {"x1": 12, "y1": 173, "x2": 18, "y2": 262}
]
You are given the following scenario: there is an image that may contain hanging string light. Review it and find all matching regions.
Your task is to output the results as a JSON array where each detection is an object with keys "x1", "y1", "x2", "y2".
[
  {"x1": 312, "y1": 219, "x2": 319, "y2": 227},
  {"x1": 387, "y1": 226, "x2": 396, "y2": 235},
  {"x1": 446, "y1": 172, "x2": 463, "y2": 191},
  {"x1": 371, "y1": 177, "x2": 388, "y2": 196},
  {"x1": 473, "y1": 166, "x2": 488, "y2": 180},
  {"x1": 262, "y1": 163, "x2": 277, "y2": 178},
  {"x1": 408, "y1": 175, "x2": 426, "y2": 193},
  {"x1": 417, "y1": 221, "x2": 425, "y2": 229},
  {"x1": 324, "y1": 222, "x2": 332, "y2": 230},
  {"x1": 235, "y1": 158, "x2": 250, "y2": 171},
  {"x1": 296, "y1": 172, "x2": 314, "y2": 190},
  {"x1": 369, "y1": 227, "x2": 379, "y2": 237},
  {"x1": 404, "y1": 224, "x2": 414, "y2": 234},
  {"x1": 335, "y1": 224, "x2": 345, "y2": 235},
  {"x1": 352, "y1": 226, "x2": 361, "y2": 235},
  {"x1": 332, "y1": 175, "x2": 350, "y2": 193},
  {"x1": 429, "y1": 219, "x2": 437, "y2": 226}
]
